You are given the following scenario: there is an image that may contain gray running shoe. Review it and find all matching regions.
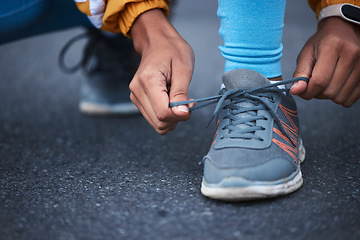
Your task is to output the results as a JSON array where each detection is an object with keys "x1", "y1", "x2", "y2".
[
  {"x1": 59, "y1": 28, "x2": 139, "y2": 115},
  {"x1": 200, "y1": 69, "x2": 306, "y2": 201},
  {"x1": 169, "y1": 69, "x2": 307, "y2": 201}
]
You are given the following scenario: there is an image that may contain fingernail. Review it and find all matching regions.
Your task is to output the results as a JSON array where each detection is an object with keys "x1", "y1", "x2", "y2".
[
  {"x1": 291, "y1": 82, "x2": 298, "y2": 90},
  {"x1": 176, "y1": 105, "x2": 189, "y2": 113}
]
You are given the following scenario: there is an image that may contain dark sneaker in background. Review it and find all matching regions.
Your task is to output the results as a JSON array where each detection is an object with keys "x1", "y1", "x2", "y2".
[
  {"x1": 201, "y1": 69, "x2": 305, "y2": 201},
  {"x1": 59, "y1": 28, "x2": 139, "y2": 115}
]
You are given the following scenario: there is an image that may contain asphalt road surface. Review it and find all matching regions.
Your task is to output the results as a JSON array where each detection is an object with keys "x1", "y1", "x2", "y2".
[{"x1": 1, "y1": 1, "x2": 359, "y2": 239}]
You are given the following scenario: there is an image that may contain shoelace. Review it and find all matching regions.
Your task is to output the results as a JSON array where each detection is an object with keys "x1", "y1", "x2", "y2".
[
  {"x1": 170, "y1": 77, "x2": 309, "y2": 147},
  {"x1": 58, "y1": 32, "x2": 90, "y2": 74},
  {"x1": 59, "y1": 31, "x2": 139, "y2": 77}
]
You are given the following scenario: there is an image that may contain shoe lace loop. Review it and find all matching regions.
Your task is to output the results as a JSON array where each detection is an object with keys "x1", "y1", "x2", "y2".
[
  {"x1": 170, "y1": 77, "x2": 308, "y2": 146},
  {"x1": 58, "y1": 30, "x2": 139, "y2": 76},
  {"x1": 58, "y1": 32, "x2": 90, "y2": 74}
]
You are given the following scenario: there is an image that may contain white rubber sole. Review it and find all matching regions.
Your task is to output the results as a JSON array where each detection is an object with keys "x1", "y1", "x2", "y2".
[
  {"x1": 201, "y1": 139, "x2": 306, "y2": 201},
  {"x1": 79, "y1": 101, "x2": 139, "y2": 116},
  {"x1": 201, "y1": 171, "x2": 303, "y2": 201}
]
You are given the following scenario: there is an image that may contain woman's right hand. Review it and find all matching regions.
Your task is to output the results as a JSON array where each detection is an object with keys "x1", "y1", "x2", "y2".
[{"x1": 130, "y1": 9, "x2": 195, "y2": 135}]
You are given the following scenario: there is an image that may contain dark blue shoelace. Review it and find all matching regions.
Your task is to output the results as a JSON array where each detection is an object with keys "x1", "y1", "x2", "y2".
[{"x1": 170, "y1": 77, "x2": 309, "y2": 146}]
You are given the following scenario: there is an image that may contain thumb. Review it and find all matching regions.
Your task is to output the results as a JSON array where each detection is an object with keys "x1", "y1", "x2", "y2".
[
  {"x1": 291, "y1": 45, "x2": 315, "y2": 95},
  {"x1": 169, "y1": 64, "x2": 193, "y2": 117}
]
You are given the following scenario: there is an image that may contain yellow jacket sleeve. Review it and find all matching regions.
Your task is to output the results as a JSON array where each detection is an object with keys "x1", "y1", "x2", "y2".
[
  {"x1": 75, "y1": 0, "x2": 170, "y2": 37},
  {"x1": 308, "y1": 0, "x2": 360, "y2": 18}
]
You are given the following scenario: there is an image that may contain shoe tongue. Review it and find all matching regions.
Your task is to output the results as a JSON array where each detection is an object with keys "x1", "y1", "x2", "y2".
[
  {"x1": 222, "y1": 69, "x2": 270, "y2": 90},
  {"x1": 222, "y1": 69, "x2": 270, "y2": 133}
]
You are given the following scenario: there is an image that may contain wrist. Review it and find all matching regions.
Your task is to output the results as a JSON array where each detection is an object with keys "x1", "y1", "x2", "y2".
[
  {"x1": 131, "y1": 9, "x2": 180, "y2": 54},
  {"x1": 318, "y1": 16, "x2": 360, "y2": 34}
]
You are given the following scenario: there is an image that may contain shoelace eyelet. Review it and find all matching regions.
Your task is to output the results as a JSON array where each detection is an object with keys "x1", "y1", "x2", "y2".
[{"x1": 170, "y1": 76, "x2": 309, "y2": 146}]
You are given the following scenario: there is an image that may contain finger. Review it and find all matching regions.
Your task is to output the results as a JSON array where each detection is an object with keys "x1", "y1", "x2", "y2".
[
  {"x1": 135, "y1": 67, "x2": 180, "y2": 124},
  {"x1": 168, "y1": 122, "x2": 178, "y2": 132},
  {"x1": 169, "y1": 57, "x2": 194, "y2": 117},
  {"x1": 290, "y1": 80, "x2": 308, "y2": 96},
  {"x1": 130, "y1": 92, "x2": 156, "y2": 129},
  {"x1": 130, "y1": 77, "x2": 174, "y2": 134},
  {"x1": 132, "y1": 89, "x2": 176, "y2": 134},
  {"x1": 291, "y1": 43, "x2": 315, "y2": 95},
  {"x1": 343, "y1": 81, "x2": 360, "y2": 107},
  {"x1": 129, "y1": 77, "x2": 155, "y2": 127},
  {"x1": 142, "y1": 70, "x2": 176, "y2": 120},
  {"x1": 317, "y1": 48, "x2": 355, "y2": 99},
  {"x1": 333, "y1": 66, "x2": 360, "y2": 105},
  {"x1": 172, "y1": 104, "x2": 190, "y2": 116},
  {"x1": 132, "y1": 92, "x2": 177, "y2": 134},
  {"x1": 299, "y1": 44, "x2": 339, "y2": 100},
  {"x1": 330, "y1": 43, "x2": 360, "y2": 104},
  {"x1": 341, "y1": 67, "x2": 360, "y2": 107}
]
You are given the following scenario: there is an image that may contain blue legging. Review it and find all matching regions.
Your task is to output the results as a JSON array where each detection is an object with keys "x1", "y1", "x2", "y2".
[
  {"x1": 0, "y1": 0, "x2": 91, "y2": 45},
  {"x1": 218, "y1": 0, "x2": 286, "y2": 78}
]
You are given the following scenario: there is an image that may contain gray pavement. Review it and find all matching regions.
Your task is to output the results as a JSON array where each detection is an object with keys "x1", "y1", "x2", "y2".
[{"x1": 1, "y1": 1, "x2": 360, "y2": 240}]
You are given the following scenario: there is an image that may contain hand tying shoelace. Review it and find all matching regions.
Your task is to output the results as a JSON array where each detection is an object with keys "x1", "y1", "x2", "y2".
[{"x1": 170, "y1": 77, "x2": 309, "y2": 147}]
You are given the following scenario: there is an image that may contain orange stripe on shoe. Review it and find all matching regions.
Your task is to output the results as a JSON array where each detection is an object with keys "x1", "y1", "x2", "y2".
[
  {"x1": 211, "y1": 130, "x2": 218, "y2": 147},
  {"x1": 279, "y1": 104, "x2": 298, "y2": 131},
  {"x1": 273, "y1": 127, "x2": 293, "y2": 146},
  {"x1": 279, "y1": 121, "x2": 298, "y2": 145},
  {"x1": 279, "y1": 104, "x2": 298, "y2": 116},
  {"x1": 272, "y1": 139, "x2": 298, "y2": 164}
]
